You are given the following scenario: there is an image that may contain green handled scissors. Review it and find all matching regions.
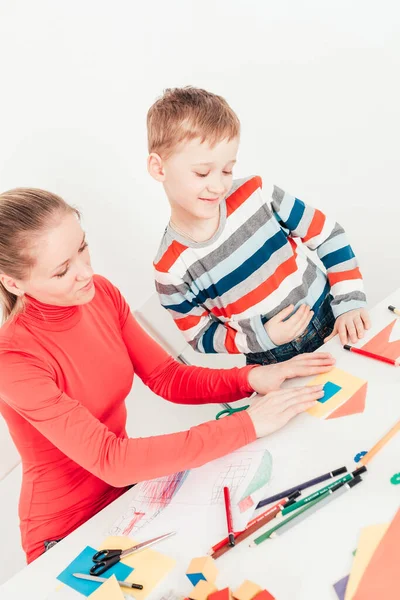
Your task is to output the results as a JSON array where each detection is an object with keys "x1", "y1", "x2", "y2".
[{"x1": 215, "y1": 402, "x2": 250, "y2": 420}]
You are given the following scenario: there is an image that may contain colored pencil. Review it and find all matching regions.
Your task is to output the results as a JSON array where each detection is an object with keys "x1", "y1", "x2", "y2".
[
  {"x1": 343, "y1": 344, "x2": 399, "y2": 366},
  {"x1": 73, "y1": 573, "x2": 143, "y2": 589},
  {"x1": 360, "y1": 419, "x2": 400, "y2": 466},
  {"x1": 223, "y1": 487, "x2": 235, "y2": 546},
  {"x1": 208, "y1": 491, "x2": 301, "y2": 554},
  {"x1": 256, "y1": 466, "x2": 347, "y2": 509},
  {"x1": 250, "y1": 477, "x2": 362, "y2": 546},
  {"x1": 280, "y1": 466, "x2": 366, "y2": 516},
  {"x1": 210, "y1": 495, "x2": 299, "y2": 559},
  {"x1": 388, "y1": 305, "x2": 400, "y2": 317}
]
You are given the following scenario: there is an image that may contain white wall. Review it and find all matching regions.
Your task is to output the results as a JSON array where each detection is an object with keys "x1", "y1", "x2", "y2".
[{"x1": 0, "y1": 0, "x2": 399, "y2": 312}]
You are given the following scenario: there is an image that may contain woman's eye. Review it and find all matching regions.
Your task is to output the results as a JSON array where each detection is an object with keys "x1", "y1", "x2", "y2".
[
  {"x1": 79, "y1": 242, "x2": 88, "y2": 253},
  {"x1": 55, "y1": 269, "x2": 68, "y2": 279}
]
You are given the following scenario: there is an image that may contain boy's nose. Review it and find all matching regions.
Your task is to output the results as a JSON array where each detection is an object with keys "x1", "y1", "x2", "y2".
[{"x1": 207, "y1": 176, "x2": 225, "y2": 194}]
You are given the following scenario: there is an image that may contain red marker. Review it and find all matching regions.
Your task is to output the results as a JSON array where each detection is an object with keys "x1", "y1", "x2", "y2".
[
  {"x1": 223, "y1": 486, "x2": 235, "y2": 546},
  {"x1": 343, "y1": 344, "x2": 399, "y2": 367}
]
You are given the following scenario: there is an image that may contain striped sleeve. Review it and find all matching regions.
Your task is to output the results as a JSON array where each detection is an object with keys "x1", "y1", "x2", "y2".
[
  {"x1": 271, "y1": 186, "x2": 367, "y2": 318},
  {"x1": 153, "y1": 267, "x2": 276, "y2": 354}
]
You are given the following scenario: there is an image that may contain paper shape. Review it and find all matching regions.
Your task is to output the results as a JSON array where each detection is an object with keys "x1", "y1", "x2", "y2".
[
  {"x1": 319, "y1": 381, "x2": 342, "y2": 403},
  {"x1": 353, "y1": 509, "x2": 400, "y2": 600},
  {"x1": 98, "y1": 536, "x2": 176, "y2": 599},
  {"x1": 333, "y1": 575, "x2": 349, "y2": 600},
  {"x1": 56, "y1": 545, "x2": 133, "y2": 596},
  {"x1": 345, "y1": 523, "x2": 389, "y2": 600},
  {"x1": 327, "y1": 382, "x2": 368, "y2": 419},
  {"x1": 238, "y1": 495, "x2": 254, "y2": 513},
  {"x1": 88, "y1": 575, "x2": 125, "y2": 599},
  {"x1": 361, "y1": 320, "x2": 400, "y2": 361},
  {"x1": 239, "y1": 450, "x2": 273, "y2": 499},
  {"x1": 307, "y1": 368, "x2": 367, "y2": 419}
]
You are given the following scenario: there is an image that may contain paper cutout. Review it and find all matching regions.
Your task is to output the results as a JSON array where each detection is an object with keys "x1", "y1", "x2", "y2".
[
  {"x1": 319, "y1": 381, "x2": 342, "y2": 403},
  {"x1": 56, "y1": 545, "x2": 133, "y2": 596},
  {"x1": 326, "y1": 382, "x2": 368, "y2": 419},
  {"x1": 88, "y1": 575, "x2": 125, "y2": 600},
  {"x1": 98, "y1": 536, "x2": 176, "y2": 599},
  {"x1": 345, "y1": 523, "x2": 389, "y2": 600},
  {"x1": 238, "y1": 495, "x2": 254, "y2": 513},
  {"x1": 333, "y1": 575, "x2": 349, "y2": 600},
  {"x1": 239, "y1": 450, "x2": 273, "y2": 500},
  {"x1": 361, "y1": 320, "x2": 400, "y2": 361},
  {"x1": 353, "y1": 509, "x2": 400, "y2": 600},
  {"x1": 307, "y1": 368, "x2": 367, "y2": 419}
]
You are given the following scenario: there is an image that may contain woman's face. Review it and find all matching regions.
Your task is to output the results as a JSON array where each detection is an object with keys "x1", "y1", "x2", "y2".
[{"x1": 10, "y1": 212, "x2": 95, "y2": 306}]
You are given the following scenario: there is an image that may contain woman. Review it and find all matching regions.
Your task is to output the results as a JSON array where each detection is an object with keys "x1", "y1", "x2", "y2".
[{"x1": 0, "y1": 188, "x2": 333, "y2": 563}]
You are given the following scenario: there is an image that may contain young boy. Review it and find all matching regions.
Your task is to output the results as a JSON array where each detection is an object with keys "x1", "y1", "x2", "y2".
[{"x1": 147, "y1": 87, "x2": 370, "y2": 365}]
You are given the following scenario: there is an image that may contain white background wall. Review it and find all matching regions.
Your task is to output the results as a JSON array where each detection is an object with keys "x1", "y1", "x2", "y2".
[{"x1": 1, "y1": 0, "x2": 399, "y2": 312}]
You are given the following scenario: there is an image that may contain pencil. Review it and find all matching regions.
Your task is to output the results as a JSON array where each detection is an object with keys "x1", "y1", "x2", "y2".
[
  {"x1": 280, "y1": 466, "x2": 366, "y2": 516},
  {"x1": 256, "y1": 466, "x2": 347, "y2": 509},
  {"x1": 223, "y1": 487, "x2": 235, "y2": 546},
  {"x1": 360, "y1": 419, "x2": 400, "y2": 466},
  {"x1": 250, "y1": 477, "x2": 362, "y2": 546},
  {"x1": 388, "y1": 305, "x2": 400, "y2": 317},
  {"x1": 343, "y1": 344, "x2": 399, "y2": 366},
  {"x1": 208, "y1": 491, "x2": 301, "y2": 554}
]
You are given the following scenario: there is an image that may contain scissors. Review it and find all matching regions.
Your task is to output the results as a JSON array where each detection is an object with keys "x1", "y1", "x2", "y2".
[
  {"x1": 90, "y1": 531, "x2": 176, "y2": 576},
  {"x1": 215, "y1": 402, "x2": 250, "y2": 420}
]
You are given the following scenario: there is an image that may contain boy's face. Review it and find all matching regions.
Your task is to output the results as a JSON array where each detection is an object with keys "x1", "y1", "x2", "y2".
[{"x1": 149, "y1": 136, "x2": 239, "y2": 222}]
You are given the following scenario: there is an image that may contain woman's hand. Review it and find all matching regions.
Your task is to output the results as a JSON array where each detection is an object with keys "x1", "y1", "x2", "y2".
[
  {"x1": 247, "y1": 386, "x2": 325, "y2": 438},
  {"x1": 324, "y1": 309, "x2": 371, "y2": 345},
  {"x1": 247, "y1": 352, "x2": 335, "y2": 395}
]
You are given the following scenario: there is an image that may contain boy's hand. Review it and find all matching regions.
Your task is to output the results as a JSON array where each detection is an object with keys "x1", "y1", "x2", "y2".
[
  {"x1": 247, "y1": 352, "x2": 335, "y2": 395},
  {"x1": 264, "y1": 304, "x2": 313, "y2": 346},
  {"x1": 324, "y1": 308, "x2": 371, "y2": 345}
]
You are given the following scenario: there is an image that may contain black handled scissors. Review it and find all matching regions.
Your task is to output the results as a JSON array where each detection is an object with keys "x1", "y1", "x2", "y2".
[{"x1": 90, "y1": 531, "x2": 176, "y2": 576}]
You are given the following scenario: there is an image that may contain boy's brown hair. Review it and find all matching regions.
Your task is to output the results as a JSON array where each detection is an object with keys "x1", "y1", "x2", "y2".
[{"x1": 147, "y1": 86, "x2": 240, "y2": 158}]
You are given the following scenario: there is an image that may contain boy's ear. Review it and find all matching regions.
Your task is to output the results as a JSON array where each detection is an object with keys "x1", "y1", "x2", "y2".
[{"x1": 147, "y1": 153, "x2": 166, "y2": 182}]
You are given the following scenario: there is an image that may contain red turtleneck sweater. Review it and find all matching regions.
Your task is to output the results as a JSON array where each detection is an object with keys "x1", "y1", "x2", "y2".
[{"x1": 0, "y1": 275, "x2": 256, "y2": 563}]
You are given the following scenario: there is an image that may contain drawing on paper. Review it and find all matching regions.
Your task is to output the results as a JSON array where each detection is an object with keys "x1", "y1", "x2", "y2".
[
  {"x1": 239, "y1": 450, "x2": 273, "y2": 501},
  {"x1": 306, "y1": 367, "x2": 368, "y2": 419},
  {"x1": 109, "y1": 470, "x2": 189, "y2": 536},
  {"x1": 210, "y1": 458, "x2": 253, "y2": 504},
  {"x1": 361, "y1": 319, "x2": 400, "y2": 362}
]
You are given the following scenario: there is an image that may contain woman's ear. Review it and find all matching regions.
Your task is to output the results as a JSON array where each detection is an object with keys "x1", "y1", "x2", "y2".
[
  {"x1": 147, "y1": 153, "x2": 166, "y2": 182},
  {"x1": 0, "y1": 274, "x2": 25, "y2": 296}
]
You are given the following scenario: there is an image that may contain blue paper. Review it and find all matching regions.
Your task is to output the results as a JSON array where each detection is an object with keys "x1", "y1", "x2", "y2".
[
  {"x1": 319, "y1": 381, "x2": 342, "y2": 403},
  {"x1": 333, "y1": 574, "x2": 349, "y2": 600},
  {"x1": 57, "y1": 545, "x2": 133, "y2": 596}
]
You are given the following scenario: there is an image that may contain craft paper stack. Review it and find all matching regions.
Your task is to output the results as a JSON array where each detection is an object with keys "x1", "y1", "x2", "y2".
[{"x1": 333, "y1": 508, "x2": 400, "y2": 599}]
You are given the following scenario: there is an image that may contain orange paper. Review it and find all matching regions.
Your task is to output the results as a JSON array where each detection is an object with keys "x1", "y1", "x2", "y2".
[
  {"x1": 361, "y1": 320, "x2": 400, "y2": 361},
  {"x1": 352, "y1": 509, "x2": 400, "y2": 600}
]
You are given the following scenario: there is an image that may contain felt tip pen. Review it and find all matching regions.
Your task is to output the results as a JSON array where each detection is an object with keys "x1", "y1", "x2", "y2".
[
  {"x1": 73, "y1": 573, "x2": 143, "y2": 589},
  {"x1": 343, "y1": 344, "x2": 399, "y2": 366},
  {"x1": 223, "y1": 486, "x2": 235, "y2": 546},
  {"x1": 388, "y1": 305, "x2": 400, "y2": 317}
]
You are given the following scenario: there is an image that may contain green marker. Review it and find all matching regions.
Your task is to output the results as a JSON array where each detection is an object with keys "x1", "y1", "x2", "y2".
[{"x1": 281, "y1": 465, "x2": 367, "y2": 516}]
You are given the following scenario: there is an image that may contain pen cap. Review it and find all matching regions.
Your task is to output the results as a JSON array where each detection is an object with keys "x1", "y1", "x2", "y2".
[
  {"x1": 388, "y1": 305, "x2": 395, "y2": 312},
  {"x1": 331, "y1": 467, "x2": 347, "y2": 477},
  {"x1": 331, "y1": 480, "x2": 346, "y2": 493},
  {"x1": 288, "y1": 490, "x2": 301, "y2": 501},
  {"x1": 353, "y1": 466, "x2": 367, "y2": 477},
  {"x1": 343, "y1": 345, "x2": 352, "y2": 351},
  {"x1": 348, "y1": 475, "x2": 362, "y2": 488}
]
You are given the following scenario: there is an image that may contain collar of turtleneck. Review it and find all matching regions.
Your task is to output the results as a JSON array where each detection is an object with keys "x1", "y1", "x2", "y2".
[{"x1": 19, "y1": 295, "x2": 82, "y2": 331}]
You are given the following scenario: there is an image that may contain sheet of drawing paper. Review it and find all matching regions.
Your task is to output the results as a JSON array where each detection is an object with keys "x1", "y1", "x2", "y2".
[
  {"x1": 345, "y1": 523, "x2": 389, "y2": 600},
  {"x1": 333, "y1": 575, "x2": 349, "y2": 600},
  {"x1": 353, "y1": 509, "x2": 400, "y2": 600},
  {"x1": 88, "y1": 575, "x2": 125, "y2": 600},
  {"x1": 98, "y1": 536, "x2": 176, "y2": 599},
  {"x1": 306, "y1": 368, "x2": 367, "y2": 419}
]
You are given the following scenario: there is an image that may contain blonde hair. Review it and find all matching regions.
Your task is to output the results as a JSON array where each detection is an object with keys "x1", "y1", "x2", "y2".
[
  {"x1": 0, "y1": 188, "x2": 80, "y2": 324},
  {"x1": 147, "y1": 86, "x2": 240, "y2": 158}
]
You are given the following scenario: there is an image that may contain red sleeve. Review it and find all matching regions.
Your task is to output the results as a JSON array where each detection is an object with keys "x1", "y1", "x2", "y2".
[
  {"x1": 0, "y1": 351, "x2": 256, "y2": 487},
  {"x1": 98, "y1": 275, "x2": 257, "y2": 404}
]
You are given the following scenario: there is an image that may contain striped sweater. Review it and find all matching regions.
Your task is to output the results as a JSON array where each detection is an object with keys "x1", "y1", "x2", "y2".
[{"x1": 154, "y1": 176, "x2": 366, "y2": 354}]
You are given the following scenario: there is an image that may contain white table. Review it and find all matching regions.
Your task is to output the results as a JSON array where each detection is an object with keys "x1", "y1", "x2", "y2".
[{"x1": 1, "y1": 290, "x2": 400, "y2": 600}]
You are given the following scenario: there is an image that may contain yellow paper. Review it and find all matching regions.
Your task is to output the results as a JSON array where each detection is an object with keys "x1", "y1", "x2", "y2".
[
  {"x1": 88, "y1": 575, "x2": 125, "y2": 600},
  {"x1": 306, "y1": 368, "x2": 366, "y2": 418},
  {"x1": 345, "y1": 523, "x2": 389, "y2": 600},
  {"x1": 98, "y1": 536, "x2": 176, "y2": 599}
]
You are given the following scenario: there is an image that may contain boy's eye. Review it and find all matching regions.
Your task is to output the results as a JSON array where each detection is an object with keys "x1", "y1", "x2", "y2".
[
  {"x1": 195, "y1": 172, "x2": 209, "y2": 178},
  {"x1": 223, "y1": 171, "x2": 233, "y2": 176}
]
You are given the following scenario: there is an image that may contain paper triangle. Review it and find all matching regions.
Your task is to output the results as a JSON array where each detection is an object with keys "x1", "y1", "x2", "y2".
[
  {"x1": 327, "y1": 382, "x2": 368, "y2": 419},
  {"x1": 362, "y1": 321, "x2": 400, "y2": 361}
]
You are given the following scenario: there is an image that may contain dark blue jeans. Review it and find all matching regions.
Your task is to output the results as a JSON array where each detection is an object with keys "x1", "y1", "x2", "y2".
[{"x1": 246, "y1": 295, "x2": 335, "y2": 366}]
